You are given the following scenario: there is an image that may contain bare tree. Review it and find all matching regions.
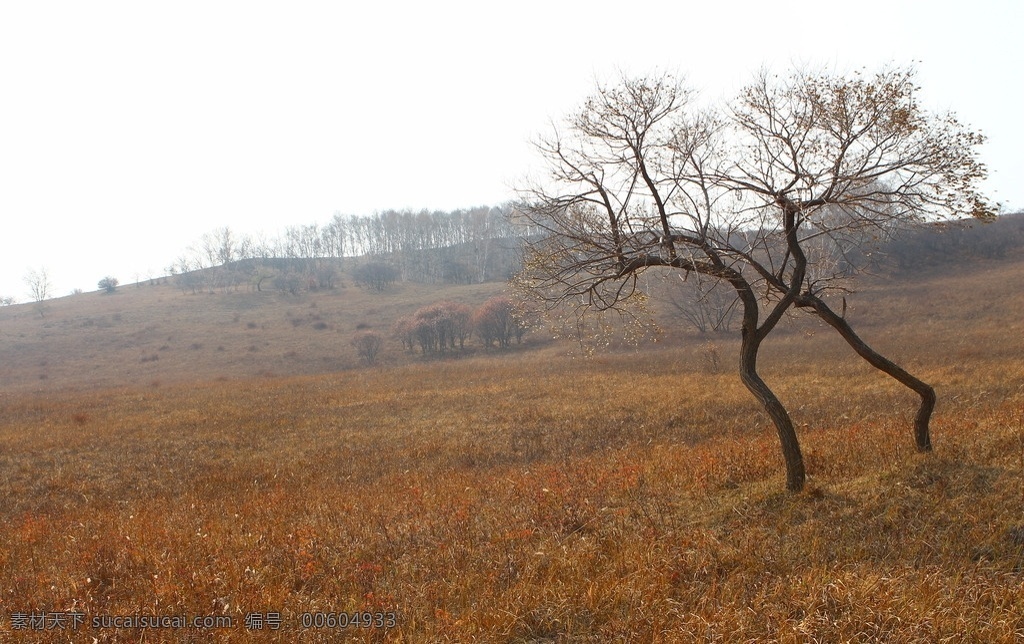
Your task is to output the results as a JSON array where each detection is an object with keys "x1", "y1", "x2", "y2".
[
  {"x1": 24, "y1": 267, "x2": 52, "y2": 302},
  {"x1": 517, "y1": 67, "x2": 993, "y2": 492},
  {"x1": 200, "y1": 227, "x2": 238, "y2": 267},
  {"x1": 657, "y1": 271, "x2": 739, "y2": 334},
  {"x1": 353, "y1": 261, "x2": 399, "y2": 291},
  {"x1": 351, "y1": 331, "x2": 384, "y2": 365}
]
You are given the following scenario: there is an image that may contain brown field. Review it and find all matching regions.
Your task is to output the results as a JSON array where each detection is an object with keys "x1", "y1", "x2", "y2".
[{"x1": 1, "y1": 257, "x2": 1023, "y2": 642}]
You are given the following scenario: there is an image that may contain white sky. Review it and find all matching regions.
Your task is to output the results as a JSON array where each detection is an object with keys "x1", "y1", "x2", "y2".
[{"x1": 1, "y1": 0, "x2": 1020, "y2": 299}]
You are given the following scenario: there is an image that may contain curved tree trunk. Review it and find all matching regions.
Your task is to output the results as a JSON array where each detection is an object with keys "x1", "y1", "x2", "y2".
[
  {"x1": 727, "y1": 258, "x2": 806, "y2": 492},
  {"x1": 797, "y1": 293, "x2": 935, "y2": 451},
  {"x1": 738, "y1": 328, "x2": 806, "y2": 491}
]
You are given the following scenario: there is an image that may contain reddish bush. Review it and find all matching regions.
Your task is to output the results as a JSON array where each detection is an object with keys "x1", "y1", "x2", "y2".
[{"x1": 472, "y1": 296, "x2": 525, "y2": 349}]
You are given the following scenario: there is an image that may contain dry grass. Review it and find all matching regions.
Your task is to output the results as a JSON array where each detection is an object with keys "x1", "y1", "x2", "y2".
[{"x1": 1, "y1": 258, "x2": 1023, "y2": 641}]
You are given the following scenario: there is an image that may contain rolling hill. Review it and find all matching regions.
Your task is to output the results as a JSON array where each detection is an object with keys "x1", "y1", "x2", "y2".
[{"x1": 0, "y1": 270, "x2": 515, "y2": 394}]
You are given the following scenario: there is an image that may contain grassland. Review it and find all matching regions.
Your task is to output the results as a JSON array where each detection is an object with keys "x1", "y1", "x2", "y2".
[{"x1": 1, "y1": 257, "x2": 1022, "y2": 642}]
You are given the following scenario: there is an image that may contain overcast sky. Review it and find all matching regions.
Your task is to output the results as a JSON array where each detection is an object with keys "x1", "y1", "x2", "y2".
[{"x1": 1, "y1": 0, "x2": 1020, "y2": 299}]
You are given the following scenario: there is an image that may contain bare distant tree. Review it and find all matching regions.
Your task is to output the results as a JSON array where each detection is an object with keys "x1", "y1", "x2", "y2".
[
  {"x1": 518, "y1": 66, "x2": 993, "y2": 492},
  {"x1": 351, "y1": 330, "x2": 384, "y2": 365},
  {"x1": 273, "y1": 271, "x2": 305, "y2": 295},
  {"x1": 200, "y1": 227, "x2": 238, "y2": 266},
  {"x1": 353, "y1": 261, "x2": 399, "y2": 291},
  {"x1": 248, "y1": 263, "x2": 277, "y2": 292},
  {"x1": 658, "y1": 271, "x2": 739, "y2": 334},
  {"x1": 24, "y1": 267, "x2": 52, "y2": 303}
]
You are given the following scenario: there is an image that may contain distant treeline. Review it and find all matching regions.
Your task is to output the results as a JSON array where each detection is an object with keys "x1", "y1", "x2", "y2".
[
  {"x1": 169, "y1": 204, "x2": 540, "y2": 293},
  {"x1": 167, "y1": 206, "x2": 1022, "y2": 296},
  {"x1": 880, "y1": 211, "x2": 1024, "y2": 271},
  {"x1": 639, "y1": 211, "x2": 1024, "y2": 336}
]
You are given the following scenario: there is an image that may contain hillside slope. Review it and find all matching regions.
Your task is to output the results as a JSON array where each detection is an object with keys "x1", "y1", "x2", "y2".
[
  {"x1": 2, "y1": 248, "x2": 1022, "y2": 395},
  {"x1": 0, "y1": 273, "x2": 511, "y2": 394}
]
